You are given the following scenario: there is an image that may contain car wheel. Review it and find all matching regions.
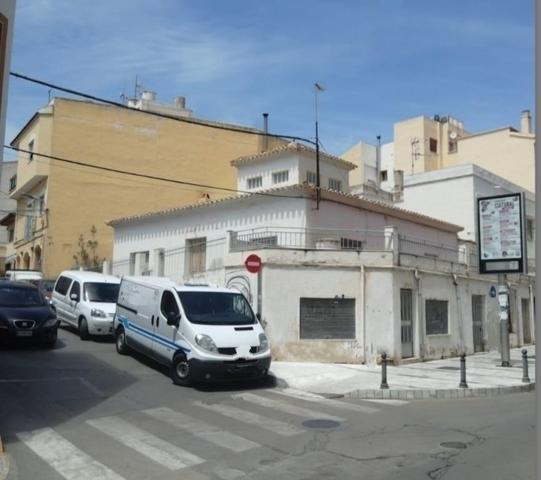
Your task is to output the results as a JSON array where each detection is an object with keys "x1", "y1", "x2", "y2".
[
  {"x1": 79, "y1": 317, "x2": 90, "y2": 341},
  {"x1": 115, "y1": 327, "x2": 130, "y2": 355},
  {"x1": 171, "y1": 353, "x2": 192, "y2": 387},
  {"x1": 43, "y1": 329, "x2": 58, "y2": 348}
]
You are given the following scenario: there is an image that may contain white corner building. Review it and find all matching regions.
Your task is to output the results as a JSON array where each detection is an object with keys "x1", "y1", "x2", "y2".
[{"x1": 109, "y1": 143, "x2": 535, "y2": 365}]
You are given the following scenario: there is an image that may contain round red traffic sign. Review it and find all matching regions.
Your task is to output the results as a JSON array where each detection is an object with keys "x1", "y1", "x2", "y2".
[{"x1": 244, "y1": 254, "x2": 262, "y2": 274}]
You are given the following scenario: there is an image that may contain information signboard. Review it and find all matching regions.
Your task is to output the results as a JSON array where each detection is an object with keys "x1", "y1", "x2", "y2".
[{"x1": 477, "y1": 193, "x2": 526, "y2": 274}]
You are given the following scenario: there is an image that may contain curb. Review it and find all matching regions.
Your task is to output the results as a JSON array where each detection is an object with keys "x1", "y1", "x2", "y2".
[{"x1": 342, "y1": 382, "x2": 535, "y2": 401}]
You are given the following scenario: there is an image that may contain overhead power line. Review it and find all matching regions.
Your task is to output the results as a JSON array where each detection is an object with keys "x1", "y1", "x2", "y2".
[
  {"x1": 10, "y1": 71, "x2": 316, "y2": 146},
  {"x1": 5, "y1": 146, "x2": 309, "y2": 201}
]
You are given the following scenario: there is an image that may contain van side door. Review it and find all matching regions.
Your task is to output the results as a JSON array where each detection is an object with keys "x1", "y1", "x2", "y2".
[
  {"x1": 153, "y1": 290, "x2": 181, "y2": 363},
  {"x1": 52, "y1": 275, "x2": 73, "y2": 324},
  {"x1": 66, "y1": 281, "x2": 81, "y2": 326}
]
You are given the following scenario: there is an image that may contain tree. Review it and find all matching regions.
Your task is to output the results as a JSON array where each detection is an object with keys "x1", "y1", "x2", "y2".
[{"x1": 73, "y1": 225, "x2": 103, "y2": 270}]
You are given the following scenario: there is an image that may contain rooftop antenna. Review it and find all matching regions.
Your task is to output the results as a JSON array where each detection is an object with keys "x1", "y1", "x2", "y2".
[{"x1": 314, "y1": 82, "x2": 325, "y2": 210}]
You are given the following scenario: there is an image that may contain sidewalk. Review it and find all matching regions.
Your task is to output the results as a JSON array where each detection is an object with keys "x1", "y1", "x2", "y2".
[{"x1": 270, "y1": 346, "x2": 536, "y2": 400}]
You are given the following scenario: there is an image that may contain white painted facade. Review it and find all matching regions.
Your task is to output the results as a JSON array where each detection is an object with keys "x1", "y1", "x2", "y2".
[
  {"x1": 401, "y1": 164, "x2": 536, "y2": 267},
  {"x1": 235, "y1": 146, "x2": 352, "y2": 194},
  {"x1": 110, "y1": 149, "x2": 535, "y2": 365}
]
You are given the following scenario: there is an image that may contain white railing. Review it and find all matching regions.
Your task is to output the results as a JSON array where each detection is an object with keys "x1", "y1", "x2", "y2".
[{"x1": 229, "y1": 227, "x2": 387, "y2": 252}]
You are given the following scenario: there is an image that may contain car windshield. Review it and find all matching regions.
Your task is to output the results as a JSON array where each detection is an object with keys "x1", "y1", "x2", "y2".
[
  {"x1": 84, "y1": 282, "x2": 119, "y2": 303},
  {"x1": 0, "y1": 286, "x2": 46, "y2": 307},
  {"x1": 176, "y1": 291, "x2": 256, "y2": 326}
]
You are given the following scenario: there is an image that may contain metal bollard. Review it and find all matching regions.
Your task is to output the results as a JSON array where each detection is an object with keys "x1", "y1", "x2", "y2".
[
  {"x1": 522, "y1": 349, "x2": 531, "y2": 383},
  {"x1": 380, "y1": 353, "x2": 389, "y2": 389},
  {"x1": 459, "y1": 354, "x2": 468, "y2": 388}
]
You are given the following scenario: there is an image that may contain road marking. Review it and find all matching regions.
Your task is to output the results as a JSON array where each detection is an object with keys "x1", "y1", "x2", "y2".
[
  {"x1": 87, "y1": 416, "x2": 204, "y2": 471},
  {"x1": 143, "y1": 407, "x2": 260, "y2": 453},
  {"x1": 232, "y1": 392, "x2": 345, "y2": 421},
  {"x1": 270, "y1": 388, "x2": 380, "y2": 413},
  {"x1": 18, "y1": 427, "x2": 124, "y2": 480},
  {"x1": 193, "y1": 401, "x2": 305, "y2": 437}
]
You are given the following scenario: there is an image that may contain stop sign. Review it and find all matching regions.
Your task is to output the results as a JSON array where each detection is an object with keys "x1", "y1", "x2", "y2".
[{"x1": 244, "y1": 254, "x2": 262, "y2": 274}]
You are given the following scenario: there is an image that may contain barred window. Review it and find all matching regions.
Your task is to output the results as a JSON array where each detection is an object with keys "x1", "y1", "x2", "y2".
[
  {"x1": 425, "y1": 299, "x2": 448, "y2": 335},
  {"x1": 328, "y1": 178, "x2": 342, "y2": 191},
  {"x1": 272, "y1": 170, "x2": 289, "y2": 184},
  {"x1": 186, "y1": 237, "x2": 207, "y2": 275},
  {"x1": 247, "y1": 176, "x2": 262, "y2": 189},
  {"x1": 306, "y1": 171, "x2": 317, "y2": 184}
]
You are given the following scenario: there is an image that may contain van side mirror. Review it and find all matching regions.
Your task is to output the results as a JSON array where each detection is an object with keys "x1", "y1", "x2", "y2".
[
  {"x1": 167, "y1": 312, "x2": 181, "y2": 326},
  {"x1": 256, "y1": 312, "x2": 261, "y2": 321},
  {"x1": 70, "y1": 293, "x2": 79, "y2": 302}
]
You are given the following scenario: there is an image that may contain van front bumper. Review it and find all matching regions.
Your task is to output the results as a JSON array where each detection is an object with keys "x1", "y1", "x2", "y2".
[{"x1": 189, "y1": 356, "x2": 271, "y2": 382}]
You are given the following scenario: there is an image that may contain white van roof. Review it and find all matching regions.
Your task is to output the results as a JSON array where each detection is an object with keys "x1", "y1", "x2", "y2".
[
  {"x1": 122, "y1": 276, "x2": 233, "y2": 293},
  {"x1": 59, "y1": 270, "x2": 121, "y2": 284}
]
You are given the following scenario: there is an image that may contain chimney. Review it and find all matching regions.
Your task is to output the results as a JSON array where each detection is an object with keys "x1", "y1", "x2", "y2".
[
  {"x1": 262, "y1": 113, "x2": 269, "y2": 152},
  {"x1": 174, "y1": 96, "x2": 186, "y2": 109},
  {"x1": 520, "y1": 109, "x2": 532, "y2": 134},
  {"x1": 392, "y1": 170, "x2": 404, "y2": 203}
]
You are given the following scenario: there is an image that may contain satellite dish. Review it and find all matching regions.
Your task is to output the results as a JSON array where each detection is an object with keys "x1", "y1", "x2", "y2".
[{"x1": 449, "y1": 131, "x2": 458, "y2": 140}]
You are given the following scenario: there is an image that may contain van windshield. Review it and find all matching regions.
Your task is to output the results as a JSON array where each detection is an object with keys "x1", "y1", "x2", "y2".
[
  {"x1": 84, "y1": 283, "x2": 120, "y2": 303},
  {"x1": 176, "y1": 291, "x2": 256, "y2": 326}
]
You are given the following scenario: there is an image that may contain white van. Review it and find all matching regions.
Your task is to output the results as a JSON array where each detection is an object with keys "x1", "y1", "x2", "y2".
[
  {"x1": 51, "y1": 271, "x2": 121, "y2": 340},
  {"x1": 114, "y1": 276, "x2": 271, "y2": 386},
  {"x1": 5, "y1": 270, "x2": 43, "y2": 282}
]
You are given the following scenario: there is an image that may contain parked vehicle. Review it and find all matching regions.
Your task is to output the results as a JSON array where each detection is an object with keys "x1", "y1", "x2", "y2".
[
  {"x1": 0, "y1": 280, "x2": 59, "y2": 347},
  {"x1": 25, "y1": 278, "x2": 56, "y2": 301},
  {"x1": 114, "y1": 277, "x2": 271, "y2": 386},
  {"x1": 51, "y1": 271, "x2": 120, "y2": 340},
  {"x1": 4, "y1": 270, "x2": 43, "y2": 282}
]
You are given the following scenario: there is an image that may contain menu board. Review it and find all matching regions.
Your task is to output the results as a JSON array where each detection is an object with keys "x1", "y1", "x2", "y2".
[{"x1": 477, "y1": 193, "x2": 525, "y2": 274}]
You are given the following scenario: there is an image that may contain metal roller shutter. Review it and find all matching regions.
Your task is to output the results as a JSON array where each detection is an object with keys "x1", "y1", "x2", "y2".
[{"x1": 300, "y1": 298, "x2": 355, "y2": 339}]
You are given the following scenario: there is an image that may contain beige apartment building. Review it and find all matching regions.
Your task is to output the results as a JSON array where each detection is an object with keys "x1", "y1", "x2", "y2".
[
  {"x1": 8, "y1": 96, "x2": 283, "y2": 278},
  {"x1": 343, "y1": 110, "x2": 535, "y2": 193}
]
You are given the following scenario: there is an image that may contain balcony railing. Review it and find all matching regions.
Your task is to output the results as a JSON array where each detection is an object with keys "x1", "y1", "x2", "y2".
[
  {"x1": 229, "y1": 227, "x2": 387, "y2": 252},
  {"x1": 398, "y1": 235, "x2": 461, "y2": 263}
]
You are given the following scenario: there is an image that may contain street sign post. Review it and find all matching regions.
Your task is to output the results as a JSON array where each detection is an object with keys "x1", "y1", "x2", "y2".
[{"x1": 477, "y1": 193, "x2": 527, "y2": 367}]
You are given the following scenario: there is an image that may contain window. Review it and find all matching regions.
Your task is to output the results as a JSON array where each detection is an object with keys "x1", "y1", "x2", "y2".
[
  {"x1": 425, "y1": 299, "x2": 448, "y2": 335},
  {"x1": 272, "y1": 170, "x2": 289, "y2": 184},
  {"x1": 186, "y1": 237, "x2": 206, "y2": 275},
  {"x1": 380, "y1": 170, "x2": 388, "y2": 182},
  {"x1": 24, "y1": 201, "x2": 34, "y2": 240},
  {"x1": 340, "y1": 238, "x2": 363, "y2": 250},
  {"x1": 527, "y1": 218, "x2": 534, "y2": 242},
  {"x1": 8, "y1": 227, "x2": 14, "y2": 242},
  {"x1": 247, "y1": 176, "x2": 262, "y2": 189},
  {"x1": 69, "y1": 281, "x2": 80, "y2": 300},
  {"x1": 9, "y1": 174, "x2": 16, "y2": 192},
  {"x1": 306, "y1": 171, "x2": 317, "y2": 185},
  {"x1": 328, "y1": 178, "x2": 342, "y2": 191},
  {"x1": 429, "y1": 138, "x2": 438, "y2": 153},
  {"x1": 39, "y1": 195, "x2": 45, "y2": 215},
  {"x1": 28, "y1": 139, "x2": 34, "y2": 161},
  {"x1": 300, "y1": 298, "x2": 355, "y2": 339},
  {"x1": 54, "y1": 276, "x2": 72, "y2": 295},
  {"x1": 448, "y1": 141, "x2": 457, "y2": 153},
  {"x1": 161, "y1": 290, "x2": 180, "y2": 317}
]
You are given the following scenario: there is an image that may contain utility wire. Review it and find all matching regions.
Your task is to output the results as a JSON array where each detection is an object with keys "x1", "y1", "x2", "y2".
[
  {"x1": 10, "y1": 71, "x2": 316, "y2": 146},
  {"x1": 5, "y1": 146, "x2": 310, "y2": 200}
]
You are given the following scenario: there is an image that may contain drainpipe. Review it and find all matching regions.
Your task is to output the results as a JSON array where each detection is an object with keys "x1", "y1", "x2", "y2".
[
  {"x1": 453, "y1": 273, "x2": 465, "y2": 352},
  {"x1": 361, "y1": 264, "x2": 366, "y2": 364},
  {"x1": 414, "y1": 268, "x2": 422, "y2": 358}
]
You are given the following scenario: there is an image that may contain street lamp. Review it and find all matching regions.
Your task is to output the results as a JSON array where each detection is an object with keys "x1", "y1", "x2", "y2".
[{"x1": 314, "y1": 83, "x2": 325, "y2": 210}]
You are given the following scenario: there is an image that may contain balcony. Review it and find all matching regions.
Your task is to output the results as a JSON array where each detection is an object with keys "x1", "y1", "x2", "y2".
[{"x1": 10, "y1": 161, "x2": 49, "y2": 200}]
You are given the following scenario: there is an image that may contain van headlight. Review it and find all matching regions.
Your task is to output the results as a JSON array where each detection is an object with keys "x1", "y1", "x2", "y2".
[
  {"x1": 195, "y1": 334, "x2": 218, "y2": 353},
  {"x1": 259, "y1": 333, "x2": 269, "y2": 352},
  {"x1": 91, "y1": 308, "x2": 107, "y2": 318}
]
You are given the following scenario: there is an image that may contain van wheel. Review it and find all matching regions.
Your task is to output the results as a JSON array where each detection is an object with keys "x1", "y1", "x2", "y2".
[
  {"x1": 171, "y1": 354, "x2": 192, "y2": 387},
  {"x1": 79, "y1": 317, "x2": 90, "y2": 341},
  {"x1": 115, "y1": 327, "x2": 130, "y2": 355}
]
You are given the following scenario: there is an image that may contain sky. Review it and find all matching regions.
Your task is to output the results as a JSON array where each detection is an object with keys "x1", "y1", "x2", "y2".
[{"x1": 3, "y1": 0, "x2": 534, "y2": 160}]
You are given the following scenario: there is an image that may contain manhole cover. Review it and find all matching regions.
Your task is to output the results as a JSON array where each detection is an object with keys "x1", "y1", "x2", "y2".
[
  {"x1": 437, "y1": 366, "x2": 460, "y2": 371},
  {"x1": 302, "y1": 419, "x2": 341, "y2": 429},
  {"x1": 440, "y1": 441, "x2": 467, "y2": 449}
]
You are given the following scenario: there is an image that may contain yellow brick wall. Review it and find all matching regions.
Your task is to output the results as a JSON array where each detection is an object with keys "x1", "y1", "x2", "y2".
[{"x1": 15, "y1": 98, "x2": 285, "y2": 277}]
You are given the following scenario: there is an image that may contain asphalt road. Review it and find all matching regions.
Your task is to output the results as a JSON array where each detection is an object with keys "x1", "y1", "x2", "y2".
[{"x1": 0, "y1": 327, "x2": 536, "y2": 480}]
